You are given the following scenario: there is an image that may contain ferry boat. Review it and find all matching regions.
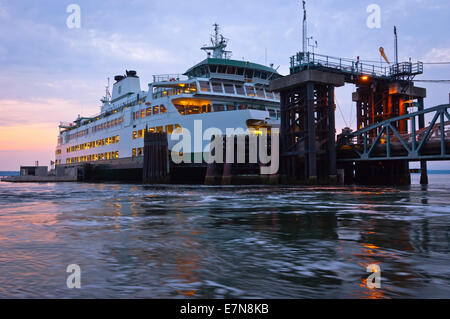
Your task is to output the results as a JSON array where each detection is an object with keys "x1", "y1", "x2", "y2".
[{"x1": 55, "y1": 25, "x2": 281, "y2": 167}]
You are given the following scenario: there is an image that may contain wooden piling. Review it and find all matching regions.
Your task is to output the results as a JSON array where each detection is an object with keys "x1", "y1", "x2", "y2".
[{"x1": 143, "y1": 131, "x2": 170, "y2": 184}]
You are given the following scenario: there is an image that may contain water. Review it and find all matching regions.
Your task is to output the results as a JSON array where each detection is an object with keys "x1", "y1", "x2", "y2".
[{"x1": 0, "y1": 175, "x2": 449, "y2": 299}]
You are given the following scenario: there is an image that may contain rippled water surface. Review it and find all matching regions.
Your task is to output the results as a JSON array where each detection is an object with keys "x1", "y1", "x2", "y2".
[{"x1": 0, "y1": 175, "x2": 449, "y2": 298}]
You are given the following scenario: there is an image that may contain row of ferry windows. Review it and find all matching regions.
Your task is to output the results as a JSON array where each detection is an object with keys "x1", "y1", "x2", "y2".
[
  {"x1": 132, "y1": 148, "x2": 144, "y2": 157},
  {"x1": 153, "y1": 84, "x2": 198, "y2": 99},
  {"x1": 66, "y1": 116, "x2": 124, "y2": 143},
  {"x1": 174, "y1": 102, "x2": 280, "y2": 118},
  {"x1": 66, "y1": 136, "x2": 120, "y2": 153},
  {"x1": 192, "y1": 65, "x2": 276, "y2": 80},
  {"x1": 198, "y1": 82, "x2": 279, "y2": 100},
  {"x1": 67, "y1": 129, "x2": 89, "y2": 142},
  {"x1": 92, "y1": 116, "x2": 125, "y2": 133},
  {"x1": 133, "y1": 105, "x2": 168, "y2": 120},
  {"x1": 133, "y1": 125, "x2": 182, "y2": 139},
  {"x1": 66, "y1": 151, "x2": 119, "y2": 164}
]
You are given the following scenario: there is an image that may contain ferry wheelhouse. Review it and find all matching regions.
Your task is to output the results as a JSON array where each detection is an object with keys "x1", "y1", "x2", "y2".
[{"x1": 55, "y1": 25, "x2": 281, "y2": 166}]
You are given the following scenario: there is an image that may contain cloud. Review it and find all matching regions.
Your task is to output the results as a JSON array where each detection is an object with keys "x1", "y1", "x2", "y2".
[
  {"x1": 422, "y1": 48, "x2": 450, "y2": 62},
  {"x1": 75, "y1": 30, "x2": 178, "y2": 64}
]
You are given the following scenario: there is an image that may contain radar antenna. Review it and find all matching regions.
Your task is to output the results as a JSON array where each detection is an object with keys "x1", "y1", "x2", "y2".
[
  {"x1": 201, "y1": 24, "x2": 232, "y2": 59},
  {"x1": 101, "y1": 77, "x2": 111, "y2": 105}
]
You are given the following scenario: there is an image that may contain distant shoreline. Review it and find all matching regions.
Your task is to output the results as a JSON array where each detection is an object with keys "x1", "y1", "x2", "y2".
[
  {"x1": 411, "y1": 170, "x2": 450, "y2": 175},
  {"x1": 2, "y1": 170, "x2": 450, "y2": 177}
]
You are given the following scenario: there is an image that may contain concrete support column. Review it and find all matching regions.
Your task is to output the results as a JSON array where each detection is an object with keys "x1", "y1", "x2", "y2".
[
  {"x1": 328, "y1": 86, "x2": 337, "y2": 183},
  {"x1": 306, "y1": 82, "x2": 317, "y2": 182}
]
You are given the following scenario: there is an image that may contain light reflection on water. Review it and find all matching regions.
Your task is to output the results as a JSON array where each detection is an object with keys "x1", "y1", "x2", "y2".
[{"x1": 0, "y1": 174, "x2": 449, "y2": 298}]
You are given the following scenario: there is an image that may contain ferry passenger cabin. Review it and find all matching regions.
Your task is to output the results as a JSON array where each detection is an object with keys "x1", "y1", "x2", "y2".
[{"x1": 151, "y1": 58, "x2": 282, "y2": 120}]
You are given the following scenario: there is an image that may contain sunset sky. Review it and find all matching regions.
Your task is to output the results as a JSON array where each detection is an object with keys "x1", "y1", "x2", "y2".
[{"x1": 0, "y1": 0, "x2": 449, "y2": 170}]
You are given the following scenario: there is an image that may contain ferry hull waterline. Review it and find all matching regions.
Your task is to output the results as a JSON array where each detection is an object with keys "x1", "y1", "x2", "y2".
[{"x1": 54, "y1": 25, "x2": 281, "y2": 183}]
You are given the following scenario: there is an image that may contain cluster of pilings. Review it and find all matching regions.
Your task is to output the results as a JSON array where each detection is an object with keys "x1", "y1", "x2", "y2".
[
  {"x1": 351, "y1": 79, "x2": 428, "y2": 185},
  {"x1": 142, "y1": 132, "x2": 278, "y2": 185},
  {"x1": 270, "y1": 67, "x2": 429, "y2": 186},
  {"x1": 270, "y1": 70, "x2": 345, "y2": 184}
]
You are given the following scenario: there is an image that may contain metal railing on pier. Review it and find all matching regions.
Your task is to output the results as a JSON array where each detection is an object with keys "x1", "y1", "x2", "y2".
[{"x1": 290, "y1": 52, "x2": 423, "y2": 78}]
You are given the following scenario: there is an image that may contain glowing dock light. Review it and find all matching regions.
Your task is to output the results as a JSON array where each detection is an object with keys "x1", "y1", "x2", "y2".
[{"x1": 361, "y1": 75, "x2": 370, "y2": 81}]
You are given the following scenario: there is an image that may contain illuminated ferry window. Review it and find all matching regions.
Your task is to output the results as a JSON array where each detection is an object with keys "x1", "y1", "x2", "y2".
[
  {"x1": 213, "y1": 104, "x2": 225, "y2": 112},
  {"x1": 245, "y1": 86, "x2": 256, "y2": 97},
  {"x1": 189, "y1": 83, "x2": 197, "y2": 93},
  {"x1": 156, "y1": 126, "x2": 163, "y2": 133},
  {"x1": 133, "y1": 131, "x2": 137, "y2": 140},
  {"x1": 148, "y1": 127, "x2": 156, "y2": 133},
  {"x1": 146, "y1": 107, "x2": 152, "y2": 116},
  {"x1": 188, "y1": 106, "x2": 202, "y2": 115},
  {"x1": 175, "y1": 104, "x2": 185, "y2": 115},
  {"x1": 235, "y1": 85, "x2": 245, "y2": 95},
  {"x1": 256, "y1": 88, "x2": 265, "y2": 98},
  {"x1": 153, "y1": 106, "x2": 159, "y2": 115},
  {"x1": 224, "y1": 84, "x2": 234, "y2": 94},
  {"x1": 165, "y1": 125, "x2": 174, "y2": 135},
  {"x1": 212, "y1": 82, "x2": 223, "y2": 93},
  {"x1": 202, "y1": 104, "x2": 212, "y2": 113},
  {"x1": 132, "y1": 149, "x2": 137, "y2": 157},
  {"x1": 265, "y1": 90, "x2": 274, "y2": 99},
  {"x1": 160, "y1": 105, "x2": 167, "y2": 113},
  {"x1": 141, "y1": 109, "x2": 145, "y2": 118},
  {"x1": 199, "y1": 81, "x2": 210, "y2": 92}
]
